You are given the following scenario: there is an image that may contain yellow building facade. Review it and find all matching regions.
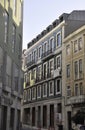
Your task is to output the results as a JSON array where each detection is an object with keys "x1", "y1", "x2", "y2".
[{"x1": 63, "y1": 25, "x2": 85, "y2": 130}]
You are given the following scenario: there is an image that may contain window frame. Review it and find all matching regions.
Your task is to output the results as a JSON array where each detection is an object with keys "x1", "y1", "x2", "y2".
[
  {"x1": 37, "y1": 85, "x2": 41, "y2": 98},
  {"x1": 43, "y1": 83, "x2": 47, "y2": 97},
  {"x1": 56, "y1": 31, "x2": 61, "y2": 48},
  {"x1": 66, "y1": 64, "x2": 70, "y2": 78},
  {"x1": 49, "y1": 80, "x2": 54, "y2": 96},
  {"x1": 32, "y1": 87, "x2": 36, "y2": 100},
  {"x1": 55, "y1": 78, "x2": 61, "y2": 94},
  {"x1": 49, "y1": 36, "x2": 54, "y2": 51},
  {"x1": 28, "y1": 89, "x2": 31, "y2": 101}
]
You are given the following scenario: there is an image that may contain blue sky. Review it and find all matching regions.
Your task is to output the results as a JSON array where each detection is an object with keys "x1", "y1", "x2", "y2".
[{"x1": 23, "y1": 0, "x2": 85, "y2": 49}]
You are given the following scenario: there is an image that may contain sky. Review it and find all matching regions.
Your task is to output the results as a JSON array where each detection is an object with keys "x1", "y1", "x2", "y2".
[{"x1": 23, "y1": 0, "x2": 85, "y2": 49}]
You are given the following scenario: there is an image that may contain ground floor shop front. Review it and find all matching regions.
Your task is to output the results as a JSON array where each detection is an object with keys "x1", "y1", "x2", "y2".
[{"x1": 22, "y1": 98, "x2": 65, "y2": 130}]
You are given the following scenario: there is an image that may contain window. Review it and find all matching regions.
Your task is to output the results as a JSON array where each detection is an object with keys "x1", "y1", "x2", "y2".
[
  {"x1": 33, "y1": 68, "x2": 36, "y2": 79},
  {"x1": 66, "y1": 45, "x2": 70, "y2": 55},
  {"x1": 6, "y1": 55, "x2": 12, "y2": 87},
  {"x1": 38, "y1": 65, "x2": 42, "y2": 80},
  {"x1": 4, "y1": 11, "x2": 9, "y2": 43},
  {"x1": 74, "y1": 38, "x2": 82, "y2": 52},
  {"x1": 14, "y1": 64, "x2": 19, "y2": 91},
  {"x1": 13, "y1": 0, "x2": 17, "y2": 16},
  {"x1": 79, "y1": 59, "x2": 82, "y2": 73},
  {"x1": 43, "y1": 83, "x2": 47, "y2": 97},
  {"x1": 37, "y1": 85, "x2": 41, "y2": 98},
  {"x1": 12, "y1": 24, "x2": 16, "y2": 52},
  {"x1": 32, "y1": 87, "x2": 36, "y2": 100},
  {"x1": 49, "y1": 59, "x2": 54, "y2": 76},
  {"x1": 34, "y1": 50, "x2": 36, "y2": 61},
  {"x1": 56, "y1": 55, "x2": 61, "y2": 69},
  {"x1": 44, "y1": 42, "x2": 48, "y2": 52},
  {"x1": 32, "y1": 51, "x2": 33, "y2": 61},
  {"x1": 28, "y1": 89, "x2": 31, "y2": 101},
  {"x1": 43, "y1": 62, "x2": 47, "y2": 79},
  {"x1": 75, "y1": 84, "x2": 79, "y2": 96},
  {"x1": 49, "y1": 81, "x2": 54, "y2": 96},
  {"x1": 78, "y1": 38, "x2": 82, "y2": 50},
  {"x1": 57, "y1": 103, "x2": 61, "y2": 113},
  {"x1": 38, "y1": 46, "x2": 42, "y2": 58},
  {"x1": 74, "y1": 61, "x2": 78, "y2": 79},
  {"x1": 50, "y1": 37, "x2": 54, "y2": 51},
  {"x1": 55, "y1": 79, "x2": 61, "y2": 94},
  {"x1": 29, "y1": 53, "x2": 32, "y2": 62},
  {"x1": 66, "y1": 64, "x2": 70, "y2": 78},
  {"x1": 27, "y1": 71, "x2": 31, "y2": 82},
  {"x1": 67, "y1": 86, "x2": 71, "y2": 97},
  {"x1": 79, "y1": 82, "x2": 83, "y2": 95},
  {"x1": 56, "y1": 32, "x2": 61, "y2": 47},
  {"x1": 74, "y1": 40, "x2": 78, "y2": 52}
]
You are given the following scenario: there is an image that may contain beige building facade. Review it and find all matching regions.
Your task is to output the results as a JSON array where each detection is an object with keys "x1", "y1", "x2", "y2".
[{"x1": 63, "y1": 25, "x2": 85, "y2": 130}]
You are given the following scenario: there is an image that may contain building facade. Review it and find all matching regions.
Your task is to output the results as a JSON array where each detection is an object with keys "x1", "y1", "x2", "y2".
[
  {"x1": 63, "y1": 25, "x2": 85, "y2": 130},
  {"x1": 0, "y1": 1, "x2": 23, "y2": 130},
  {"x1": 22, "y1": 11, "x2": 85, "y2": 130}
]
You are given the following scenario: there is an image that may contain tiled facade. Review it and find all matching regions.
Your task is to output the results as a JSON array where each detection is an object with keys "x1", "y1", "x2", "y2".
[
  {"x1": 22, "y1": 11, "x2": 85, "y2": 130},
  {"x1": 0, "y1": 1, "x2": 23, "y2": 130}
]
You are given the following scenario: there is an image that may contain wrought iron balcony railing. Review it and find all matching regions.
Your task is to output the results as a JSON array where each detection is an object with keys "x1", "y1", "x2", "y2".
[
  {"x1": 41, "y1": 48, "x2": 54, "y2": 60},
  {"x1": 26, "y1": 60, "x2": 37, "y2": 69}
]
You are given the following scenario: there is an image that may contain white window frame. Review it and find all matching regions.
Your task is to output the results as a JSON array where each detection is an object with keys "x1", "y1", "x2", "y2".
[
  {"x1": 49, "y1": 58, "x2": 54, "y2": 76},
  {"x1": 33, "y1": 49, "x2": 37, "y2": 61},
  {"x1": 38, "y1": 45, "x2": 42, "y2": 59},
  {"x1": 74, "y1": 40, "x2": 78, "y2": 53},
  {"x1": 43, "y1": 62, "x2": 47, "y2": 78},
  {"x1": 66, "y1": 64, "x2": 70, "y2": 78},
  {"x1": 55, "y1": 78, "x2": 61, "y2": 94},
  {"x1": 44, "y1": 41, "x2": 48, "y2": 53},
  {"x1": 33, "y1": 68, "x2": 36, "y2": 79},
  {"x1": 74, "y1": 59, "x2": 83, "y2": 80},
  {"x1": 74, "y1": 83, "x2": 79, "y2": 96},
  {"x1": 28, "y1": 89, "x2": 31, "y2": 101},
  {"x1": 28, "y1": 70, "x2": 31, "y2": 81},
  {"x1": 49, "y1": 36, "x2": 54, "y2": 51},
  {"x1": 78, "y1": 37, "x2": 82, "y2": 50},
  {"x1": 23, "y1": 90, "x2": 27, "y2": 102},
  {"x1": 56, "y1": 54, "x2": 61, "y2": 69},
  {"x1": 49, "y1": 80, "x2": 54, "y2": 96},
  {"x1": 38, "y1": 65, "x2": 42, "y2": 80},
  {"x1": 43, "y1": 83, "x2": 47, "y2": 97},
  {"x1": 32, "y1": 87, "x2": 36, "y2": 100},
  {"x1": 56, "y1": 31, "x2": 61, "y2": 48},
  {"x1": 37, "y1": 85, "x2": 41, "y2": 99}
]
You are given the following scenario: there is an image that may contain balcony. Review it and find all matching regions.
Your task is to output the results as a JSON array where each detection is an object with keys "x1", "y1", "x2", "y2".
[
  {"x1": 41, "y1": 49, "x2": 54, "y2": 61},
  {"x1": 35, "y1": 73, "x2": 54, "y2": 84},
  {"x1": 67, "y1": 95, "x2": 85, "y2": 105},
  {"x1": 26, "y1": 60, "x2": 37, "y2": 69}
]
